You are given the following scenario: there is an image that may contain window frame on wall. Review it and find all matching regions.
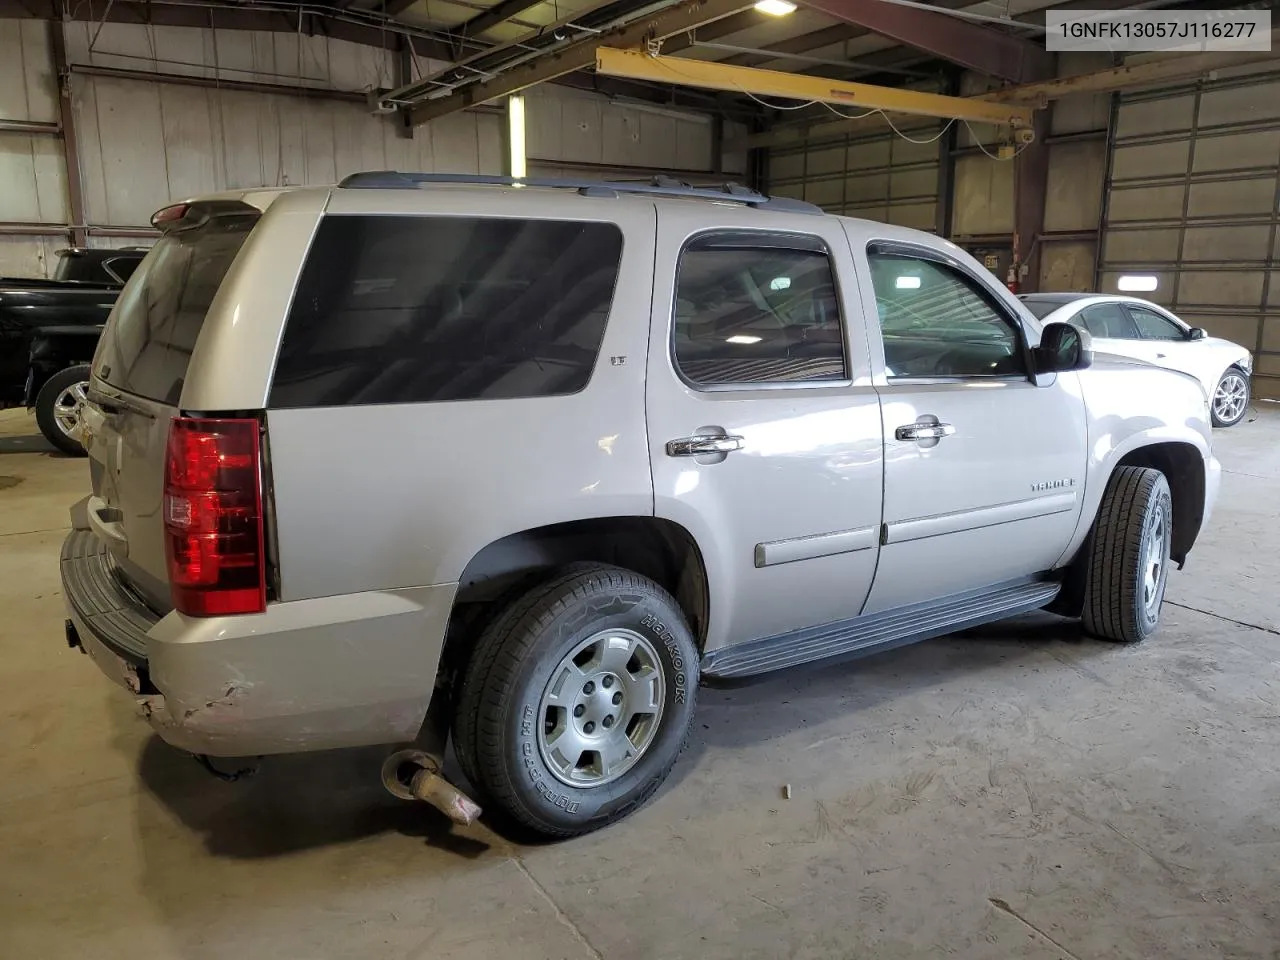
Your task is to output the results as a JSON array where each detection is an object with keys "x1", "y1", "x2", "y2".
[
  {"x1": 668, "y1": 229, "x2": 853, "y2": 393},
  {"x1": 864, "y1": 239, "x2": 1036, "y2": 385}
]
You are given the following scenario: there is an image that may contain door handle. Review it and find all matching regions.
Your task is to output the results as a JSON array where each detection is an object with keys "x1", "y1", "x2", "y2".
[
  {"x1": 895, "y1": 421, "x2": 955, "y2": 442},
  {"x1": 666, "y1": 435, "x2": 744, "y2": 457}
]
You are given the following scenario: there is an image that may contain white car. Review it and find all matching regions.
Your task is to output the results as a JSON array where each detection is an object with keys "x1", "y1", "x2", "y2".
[{"x1": 1019, "y1": 293, "x2": 1254, "y2": 428}]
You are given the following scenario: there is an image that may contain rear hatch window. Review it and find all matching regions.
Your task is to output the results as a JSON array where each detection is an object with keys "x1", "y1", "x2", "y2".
[{"x1": 95, "y1": 211, "x2": 258, "y2": 404}]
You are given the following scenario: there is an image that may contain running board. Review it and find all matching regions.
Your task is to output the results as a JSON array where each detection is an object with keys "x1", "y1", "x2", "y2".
[{"x1": 701, "y1": 578, "x2": 1061, "y2": 680}]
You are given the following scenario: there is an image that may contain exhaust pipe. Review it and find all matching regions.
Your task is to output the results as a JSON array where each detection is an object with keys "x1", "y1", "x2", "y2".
[{"x1": 380, "y1": 749, "x2": 482, "y2": 827}]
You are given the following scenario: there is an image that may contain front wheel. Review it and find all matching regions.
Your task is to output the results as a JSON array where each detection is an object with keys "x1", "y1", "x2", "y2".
[
  {"x1": 453, "y1": 564, "x2": 699, "y2": 838},
  {"x1": 1211, "y1": 367, "x2": 1250, "y2": 428},
  {"x1": 1082, "y1": 466, "x2": 1172, "y2": 643},
  {"x1": 34, "y1": 364, "x2": 92, "y2": 456}
]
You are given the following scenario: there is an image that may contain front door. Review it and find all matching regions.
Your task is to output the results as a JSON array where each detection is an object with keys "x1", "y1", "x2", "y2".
[
  {"x1": 848, "y1": 232, "x2": 1088, "y2": 615},
  {"x1": 646, "y1": 206, "x2": 884, "y2": 653}
]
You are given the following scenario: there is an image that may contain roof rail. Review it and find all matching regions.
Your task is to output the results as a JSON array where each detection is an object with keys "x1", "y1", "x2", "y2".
[{"x1": 335, "y1": 171, "x2": 824, "y2": 215}]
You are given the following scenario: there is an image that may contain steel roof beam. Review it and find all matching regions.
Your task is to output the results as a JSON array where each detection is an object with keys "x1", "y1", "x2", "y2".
[
  {"x1": 407, "y1": 0, "x2": 758, "y2": 125},
  {"x1": 797, "y1": 0, "x2": 1053, "y2": 82},
  {"x1": 454, "y1": 0, "x2": 548, "y2": 39}
]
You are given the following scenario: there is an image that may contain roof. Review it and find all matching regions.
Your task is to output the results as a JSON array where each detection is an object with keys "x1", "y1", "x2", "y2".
[{"x1": 1019, "y1": 293, "x2": 1092, "y2": 304}]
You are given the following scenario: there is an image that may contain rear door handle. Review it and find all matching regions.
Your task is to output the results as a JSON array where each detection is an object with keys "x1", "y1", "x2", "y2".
[
  {"x1": 666, "y1": 435, "x2": 744, "y2": 457},
  {"x1": 895, "y1": 421, "x2": 955, "y2": 442}
]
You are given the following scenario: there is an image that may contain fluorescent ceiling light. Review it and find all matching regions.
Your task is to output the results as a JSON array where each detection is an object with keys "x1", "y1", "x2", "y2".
[
  {"x1": 1117, "y1": 274, "x2": 1158, "y2": 292},
  {"x1": 754, "y1": 0, "x2": 797, "y2": 15},
  {"x1": 508, "y1": 94, "x2": 526, "y2": 179},
  {"x1": 895, "y1": 275, "x2": 922, "y2": 289},
  {"x1": 726, "y1": 335, "x2": 762, "y2": 345}
]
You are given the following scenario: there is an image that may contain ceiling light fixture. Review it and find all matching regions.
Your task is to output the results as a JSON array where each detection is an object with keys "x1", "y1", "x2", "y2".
[
  {"x1": 508, "y1": 94, "x2": 527, "y2": 179},
  {"x1": 1117, "y1": 274, "x2": 1158, "y2": 292},
  {"x1": 726, "y1": 335, "x2": 763, "y2": 344},
  {"x1": 754, "y1": 0, "x2": 797, "y2": 16}
]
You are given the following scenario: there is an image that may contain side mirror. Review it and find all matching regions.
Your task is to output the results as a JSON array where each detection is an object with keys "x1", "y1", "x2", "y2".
[
  {"x1": 1036, "y1": 321, "x2": 1093, "y2": 374},
  {"x1": 1189, "y1": 326, "x2": 1207, "y2": 341}
]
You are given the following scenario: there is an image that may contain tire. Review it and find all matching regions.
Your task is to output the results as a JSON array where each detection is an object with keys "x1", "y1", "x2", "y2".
[
  {"x1": 1081, "y1": 466, "x2": 1173, "y2": 643},
  {"x1": 453, "y1": 564, "x2": 699, "y2": 838},
  {"x1": 34, "y1": 364, "x2": 92, "y2": 456},
  {"x1": 1210, "y1": 366, "x2": 1250, "y2": 428}
]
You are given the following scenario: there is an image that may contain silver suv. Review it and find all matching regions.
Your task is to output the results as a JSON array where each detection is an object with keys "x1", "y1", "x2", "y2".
[{"x1": 62, "y1": 172, "x2": 1220, "y2": 838}]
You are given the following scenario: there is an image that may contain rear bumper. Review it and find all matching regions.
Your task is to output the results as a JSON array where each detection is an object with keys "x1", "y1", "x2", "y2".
[{"x1": 61, "y1": 511, "x2": 457, "y2": 757}]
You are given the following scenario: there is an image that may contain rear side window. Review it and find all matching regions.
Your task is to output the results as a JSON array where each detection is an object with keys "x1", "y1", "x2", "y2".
[
  {"x1": 673, "y1": 233, "x2": 847, "y2": 387},
  {"x1": 97, "y1": 214, "x2": 257, "y2": 404},
  {"x1": 269, "y1": 215, "x2": 624, "y2": 408},
  {"x1": 1079, "y1": 303, "x2": 1138, "y2": 339},
  {"x1": 1019, "y1": 298, "x2": 1060, "y2": 321}
]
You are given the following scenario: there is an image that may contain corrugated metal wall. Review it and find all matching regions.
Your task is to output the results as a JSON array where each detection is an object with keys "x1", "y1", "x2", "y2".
[
  {"x1": 0, "y1": 18, "x2": 727, "y2": 277},
  {"x1": 1099, "y1": 64, "x2": 1280, "y2": 397},
  {"x1": 0, "y1": 20, "x2": 66, "y2": 277},
  {"x1": 526, "y1": 85, "x2": 744, "y2": 182},
  {"x1": 770, "y1": 123, "x2": 942, "y2": 230},
  {"x1": 767, "y1": 83, "x2": 944, "y2": 231}
]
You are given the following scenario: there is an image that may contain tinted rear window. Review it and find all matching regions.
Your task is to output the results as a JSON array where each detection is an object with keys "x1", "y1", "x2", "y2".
[
  {"x1": 1019, "y1": 298, "x2": 1064, "y2": 320},
  {"x1": 268, "y1": 215, "x2": 624, "y2": 408},
  {"x1": 96, "y1": 215, "x2": 257, "y2": 404}
]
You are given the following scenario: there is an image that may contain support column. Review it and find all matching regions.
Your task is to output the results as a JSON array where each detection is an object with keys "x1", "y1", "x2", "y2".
[
  {"x1": 935, "y1": 68, "x2": 960, "y2": 239},
  {"x1": 1012, "y1": 108, "x2": 1050, "y2": 293},
  {"x1": 49, "y1": 21, "x2": 87, "y2": 247}
]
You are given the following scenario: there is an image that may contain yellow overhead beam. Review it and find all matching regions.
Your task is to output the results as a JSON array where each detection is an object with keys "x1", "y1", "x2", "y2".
[{"x1": 594, "y1": 47, "x2": 1036, "y2": 130}]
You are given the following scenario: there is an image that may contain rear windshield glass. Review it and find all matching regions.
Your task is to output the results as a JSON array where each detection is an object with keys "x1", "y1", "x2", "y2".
[
  {"x1": 1019, "y1": 298, "x2": 1062, "y2": 320},
  {"x1": 96, "y1": 214, "x2": 257, "y2": 404},
  {"x1": 268, "y1": 215, "x2": 624, "y2": 408}
]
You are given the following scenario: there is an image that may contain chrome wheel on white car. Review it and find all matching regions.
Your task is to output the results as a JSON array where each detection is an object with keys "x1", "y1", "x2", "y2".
[{"x1": 1211, "y1": 368, "x2": 1249, "y2": 428}]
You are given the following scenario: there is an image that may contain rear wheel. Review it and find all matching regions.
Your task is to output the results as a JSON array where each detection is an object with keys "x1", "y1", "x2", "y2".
[
  {"x1": 1082, "y1": 466, "x2": 1172, "y2": 643},
  {"x1": 1211, "y1": 367, "x2": 1249, "y2": 427},
  {"x1": 34, "y1": 364, "x2": 91, "y2": 456},
  {"x1": 453, "y1": 564, "x2": 698, "y2": 838}
]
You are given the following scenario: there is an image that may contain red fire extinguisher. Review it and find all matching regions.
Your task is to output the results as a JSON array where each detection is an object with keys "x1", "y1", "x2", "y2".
[{"x1": 1005, "y1": 263, "x2": 1020, "y2": 294}]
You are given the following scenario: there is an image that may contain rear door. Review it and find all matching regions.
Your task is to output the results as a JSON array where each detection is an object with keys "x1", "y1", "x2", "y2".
[
  {"x1": 82, "y1": 205, "x2": 260, "y2": 609},
  {"x1": 645, "y1": 206, "x2": 884, "y2": 653}
]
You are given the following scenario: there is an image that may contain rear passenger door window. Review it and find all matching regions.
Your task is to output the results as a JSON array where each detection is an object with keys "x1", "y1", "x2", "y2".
[
  {"x1": 867, "y1": 251, "x2": 1026, "y2": 380},
  {"x1": 672, "y1": 233, "x2": 847, "y2": 387},
  {"x1": 270, "y1": 215, "x2": 624, "y2": 408},
  {"x1": 1078, "y1": 303, "x2": 1139, "y2": 339}
]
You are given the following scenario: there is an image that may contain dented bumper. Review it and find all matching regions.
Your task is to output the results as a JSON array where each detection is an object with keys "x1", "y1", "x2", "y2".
[{"x1": 61, "y1": 520, "x2": 457, "y2": 757}]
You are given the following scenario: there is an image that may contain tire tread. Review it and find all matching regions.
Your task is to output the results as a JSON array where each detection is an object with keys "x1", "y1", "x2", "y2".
[
  {"x1": 1082, "y1": 465, "x2": 1164, "y2": 643},
  {"x1": 454, "y1": 563, "x2": 696, "y2": 838}
]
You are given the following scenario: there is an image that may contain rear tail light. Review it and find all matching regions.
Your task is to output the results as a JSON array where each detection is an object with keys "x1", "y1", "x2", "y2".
[{"x1": 163, "y1": 417, "x2": 266, "y2": 617}]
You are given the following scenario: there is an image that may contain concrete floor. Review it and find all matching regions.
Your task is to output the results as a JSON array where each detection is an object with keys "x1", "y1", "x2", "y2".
[{"x1": 3, "y1": 406, "x2": 1280, "y2": 960}]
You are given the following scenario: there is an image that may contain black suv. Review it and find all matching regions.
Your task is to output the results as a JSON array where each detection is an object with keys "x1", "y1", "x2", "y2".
[{"x1": 0, "y1": 246, "x2": 149, "y2": 454}]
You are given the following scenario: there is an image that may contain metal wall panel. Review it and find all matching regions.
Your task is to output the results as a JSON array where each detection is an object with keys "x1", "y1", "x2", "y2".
[
  {"x1": 952, "y1": 154, "x2": 1013, "y2": 236},
  {"x1": 0, "y1": 235, "x2": 63, "y2": 278},
  {"x1": 72, "y1": 72, "x2": 504, "y2": 226},
  {"x1": 768, "y1": 123, "x2": 941, "y2": 228},
  {"x1": 0, "y1": 20, "x2": 69, "y2": 227},
  {"x1": 525, "y1": 85, "x2": 719, "y2": 177},
  {"x1": 1100, "y1": 71, "x2": 1280, "y2": 396}
]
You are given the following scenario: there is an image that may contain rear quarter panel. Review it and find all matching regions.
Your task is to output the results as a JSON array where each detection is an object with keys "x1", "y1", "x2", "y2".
[{"x1": 264, "y1": 190, "x2": 659, "y2": 600}]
